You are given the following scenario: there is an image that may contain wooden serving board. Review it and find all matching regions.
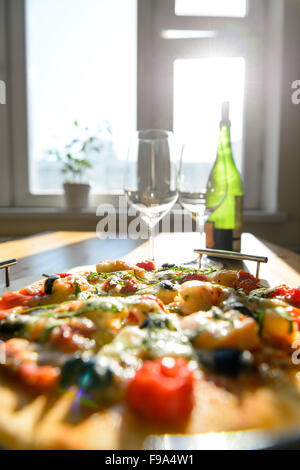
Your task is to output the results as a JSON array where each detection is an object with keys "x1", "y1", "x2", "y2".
[{"x1": 0, "y1": 232, "x2": 299, "y2": 294}]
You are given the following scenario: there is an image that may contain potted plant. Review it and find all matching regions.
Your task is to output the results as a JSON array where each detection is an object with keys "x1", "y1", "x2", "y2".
[{"x1": 48, "y1": 122, "x2": 103, "y2": 210}]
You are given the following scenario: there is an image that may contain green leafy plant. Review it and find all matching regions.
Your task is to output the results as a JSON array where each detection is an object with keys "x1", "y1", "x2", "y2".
[{"x1": 48, "y1": 121, "x2": 105, "y2": 183}]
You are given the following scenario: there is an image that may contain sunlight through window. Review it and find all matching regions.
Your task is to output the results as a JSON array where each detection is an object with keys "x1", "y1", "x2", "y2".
[
  {"x1": 174, "y1": 57, "x2": 245, "y2": 187},
  {"x1": 26, "y1": 0, "x2": 137, "y2": 193},
  {"x1": 175, "y1": 0, "x2": 247, "y2": 17}
]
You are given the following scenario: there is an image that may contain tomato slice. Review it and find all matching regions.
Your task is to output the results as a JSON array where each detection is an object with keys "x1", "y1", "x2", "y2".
[
  {"x1": 19, "y1": 286, "x2": 45, "y2": 296},
  {"x1": 127, "y1": 358, "x2": 194, "y2": 422},
  {"x1": 0, "y1": 291, "x2": 34, "y2": 309},
  {"x1": 56, "y1": 273, "x2": 72, "y2": 278},
  {"x1": 126, "y1": 311, "x2": 139, "y2": 325},
  {"x1": 269, "y1": 285, "x2": 300, "y2": 308},
  {"x1": 0, "y1": 283, "x2": 46, "y2": 309},
  {"x1": 269, "y1": 284, "x2": 289, "y2": 298},
  {"x1": 103, "y1": 279, "x2": 117, "y2": 292},
  {"x1": 136, "y1": 260, "x2": 156, "y2": 271},
  {"x1": 18, "y1": 363, "x2": 59, "y2": 390},
  {"x1": 181, "y1": 273, "x2": 208, "y2": 283},
  {"x1": 235, "y1": 270, "x2": 260, "y2": 294},
  {"x1": 120, "y1": 278, "x2": 138, "y2": 293}
]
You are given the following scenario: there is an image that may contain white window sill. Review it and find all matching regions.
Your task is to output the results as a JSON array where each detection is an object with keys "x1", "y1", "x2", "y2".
[{"x1": 0, "y1": 207, "x2": 99, "y2": 218}]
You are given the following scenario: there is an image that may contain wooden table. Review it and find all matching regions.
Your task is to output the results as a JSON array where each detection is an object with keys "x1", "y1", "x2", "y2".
[{"x1": 0, "y1": 231, "x2": 299, "y2": 293}]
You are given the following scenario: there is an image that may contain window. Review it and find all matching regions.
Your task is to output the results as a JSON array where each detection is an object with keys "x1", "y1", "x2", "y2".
[
  {"x1": 139, "y1": 0, "x2": 266, "y2": 209},
  {"x1": 0, "y1": 0, "x2": 10, "y2": 207},
  {"x1": 175, "y1": 0, "x2": 248, "y2": 18},
  {"x1": 5, "y1": 0, "x2": 273, "y2": 210},
  {"x1": 174, "y1": 57, "x2": 245, "y2": 182}
]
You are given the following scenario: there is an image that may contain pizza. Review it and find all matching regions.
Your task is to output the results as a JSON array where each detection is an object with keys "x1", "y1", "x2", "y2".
[{"x1": 0, "y1": 259, "x2": 300, "y2": 449}]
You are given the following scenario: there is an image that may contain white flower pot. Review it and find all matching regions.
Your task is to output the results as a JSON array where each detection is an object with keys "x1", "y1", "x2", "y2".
[{"x1": 63, "y1": 183, "x2": 91, "y2": 210}]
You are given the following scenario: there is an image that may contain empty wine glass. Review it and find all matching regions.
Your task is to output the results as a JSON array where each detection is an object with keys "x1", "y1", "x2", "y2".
[
  {"x1": 178, "y1": 142, "x2": 227, "y2": 264},
  {"x1": 124, "y1": 130, "x2": 178, "y2": 260}
]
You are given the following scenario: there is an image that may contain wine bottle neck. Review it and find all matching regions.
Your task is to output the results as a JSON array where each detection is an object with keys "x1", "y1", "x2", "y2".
[
  {"x1": 217, "y1": 123, "x2": 238, "y2": 172},
  {"x1": 220, "y1": 119, "x2": 231, "y2": 132},
  {"x1": 219, "y1": 121, "x2": 231, "y2": 145}
]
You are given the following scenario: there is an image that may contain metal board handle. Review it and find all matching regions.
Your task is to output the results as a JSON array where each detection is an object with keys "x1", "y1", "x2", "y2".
[
  {"x1": 0, "y1": 259, "x2": 17, "y2": 287},
  {"x1": 194, "y1": 248, "x2": 268, "y2": 278}
]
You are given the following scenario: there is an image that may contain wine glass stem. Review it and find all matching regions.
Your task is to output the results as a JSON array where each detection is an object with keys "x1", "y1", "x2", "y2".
[
  {"x1": 196, "y1": 213, "x2": 205, "y2": 246},
  {"x1": 148, "y1": 224, "x2": 155, "y2": 260}
]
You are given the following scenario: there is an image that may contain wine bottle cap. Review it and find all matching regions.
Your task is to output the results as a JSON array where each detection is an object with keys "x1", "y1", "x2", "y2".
[{"x1": 221, "y1": 101, "x2": 230, "y2": 121}]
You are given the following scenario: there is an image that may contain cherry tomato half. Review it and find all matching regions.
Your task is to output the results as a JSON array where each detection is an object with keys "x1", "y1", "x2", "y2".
[
  {"x1": 235, "y1": 270, "x2": 260, "y2": 294},
  {"x1": 136, "y1": 260, "x2": 156, "y2": 271},
  {"x1": 269, "y1": 285, "x2": 300, "y2": 308},
  {"x1": 127, "y1": 358, "x2": 194, "y2": 422},
  {"x1": 181, "y1": 273, "x2": 208, "y2": 283}
]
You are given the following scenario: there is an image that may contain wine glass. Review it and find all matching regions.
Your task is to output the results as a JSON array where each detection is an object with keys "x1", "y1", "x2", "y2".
[
  {"x1": 124, "y1": 130, "x2": 178, "y2": 260},
  {"x1": 178, "y1": 142, "x2": 227, "y2": 265}
]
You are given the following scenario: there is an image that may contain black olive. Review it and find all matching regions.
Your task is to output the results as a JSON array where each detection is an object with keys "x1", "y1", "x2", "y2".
[
  {"x1": 197, "y1": 348, "x2": 255, "y2": 377},
  {"x1": 60, "y1": 353, "x2": 114, "y2": 394},
  {"x1": 142, "y1": 315, "x2": 176, "y2": 330},
  {"x1": 44, "y1": 275, "x2": 60, "y2": 295},
  {"x1": 225, "y1": 302, "x2": 254, "y2": 318},
  {"x1": 78, "y1": 357, "x2": 114, "y2": 393},
  {"x1": 159, "y1": 280, "x2": 174, "y2": 291},
  {"x1": 0, "y1": 316, "x2": 28, "y2": 335},
  {"x1": 161, "y1": 263, "x2": 176, "y2": 269},
  {"x1": 235, "y1": 304, "x2": 254, "y2": 317},
  {"x1": 60, "y1": 353, "x2": 84, "y2": 388},
  {"x1": 140, "y1": 317, "x2": 151, "y2": 328}
]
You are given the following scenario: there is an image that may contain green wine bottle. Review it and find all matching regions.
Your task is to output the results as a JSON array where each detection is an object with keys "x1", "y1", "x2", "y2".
[{"x1": 205, "y1": 102, "x2": 244, "y2": 252}]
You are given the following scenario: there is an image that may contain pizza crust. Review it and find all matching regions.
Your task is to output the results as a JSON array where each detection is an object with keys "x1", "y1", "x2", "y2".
[{"x1": 1, "y1": 370, "x2": 300, "y2": 449}]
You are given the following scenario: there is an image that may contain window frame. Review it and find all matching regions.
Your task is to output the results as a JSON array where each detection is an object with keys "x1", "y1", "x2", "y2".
[
  {"x1": 0, "y1": 0, "x2": 11, "y2": 207},
  {"x1": 138, "y1": 0, "x2": 267, "y2": 210},
  {"x1": 2, "y1": 0, "x2": 281, "y2": 212},
  {"x1": 7, "y1": 0, "x2": 136, "y2": 208}
]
